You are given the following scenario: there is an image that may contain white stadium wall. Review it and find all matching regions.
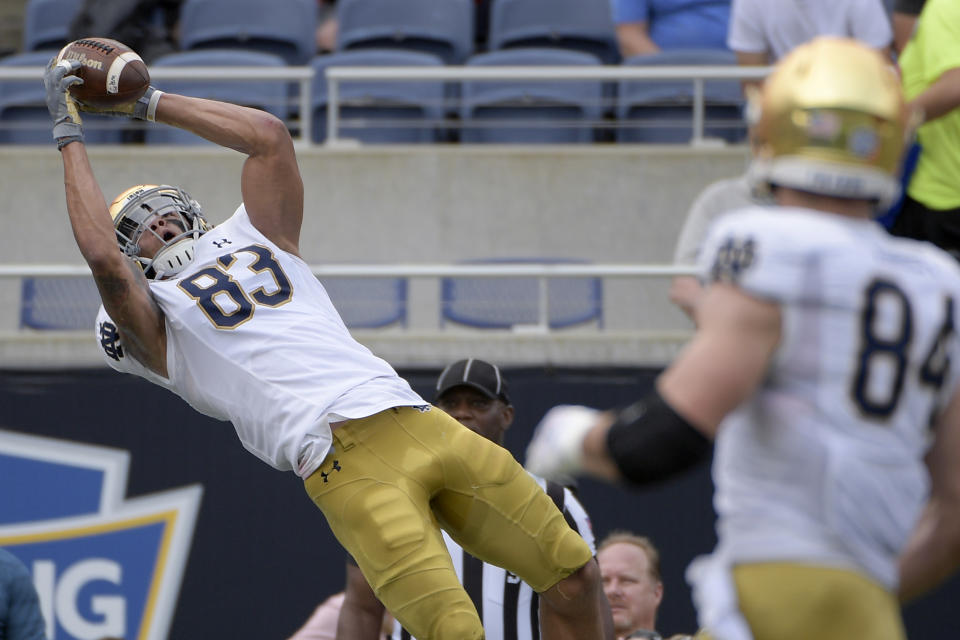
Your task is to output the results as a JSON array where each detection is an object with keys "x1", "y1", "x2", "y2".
[{"x1": 0, "y1": 145, "x2": 750, "y2": 368}]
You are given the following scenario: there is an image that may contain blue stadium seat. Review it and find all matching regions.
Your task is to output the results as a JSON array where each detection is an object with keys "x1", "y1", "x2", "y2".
[
  {"x1": 488, "y1": 0, "x2": 620, "y2": 64},
  {"x1": 312, "y1": 49, "x2": 447, "y2": 144},
  {"x1": 320, "y1": 277, "x2": 408, "y2": 328},
  {"x1": 178, "y1": 0, "x2": 317, "y2": 65},
  {"x1": 442, "y1": 258, "x2": 603, "y2": 330},
  {"x1": 20, "y1": 277, "x2": 100, "y2": 330},
  {"x1": 145, "y1": 50, "x2": 291, "y2": 145},
  {"x1": 23, "y1": 0, "x2": 83, "y2": 52},
  {"x1": 0, "y1": 51, "x2": 126, "y2": 144},
  {"x1": 617, "y1": 49, "x2": 747, "y2": 144},
  {"x1": 459, "y1": 48, "x2": 604, "y2": 144},
  {"x1": 336, "y1": 0, "x2": 474, "y2": 65}
]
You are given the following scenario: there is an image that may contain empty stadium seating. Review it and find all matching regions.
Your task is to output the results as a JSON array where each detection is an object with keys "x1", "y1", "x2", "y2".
[
  {"x1": 320, "y1": 276, "x2": 408, "y2": 328},
  {"x1": 178, "y1": 0, "x2": 317, "y2": 65},
  {"x1": 442, "y1": 258, "x2": 603, "y2": 329},
  {"x1": 20, "y1": 277, "x2": 100, "y2": 330},
  {"x1": 459, "y1": 48, "x2": 604, "y2": 144},
  {"x1": 23, "y1": 0, "x2": 82, "y2": 52},
  {"x1": 336, "y1": 0, "x2": 474, "y2": 65},
  {"x1": 488, "y1": 0, "x2": 620, "y2": 64},
  {"x1": 617, "y1": 49, "x2": 747, "y2": 144},
  {"x1": 312, "y1": 49, "x2": 447, "y2": 144}
]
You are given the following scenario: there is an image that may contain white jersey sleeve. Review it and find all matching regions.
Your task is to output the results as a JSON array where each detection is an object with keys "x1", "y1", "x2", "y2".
[
  {"x1": 696, "y1": 205, "x2": 809, "y2": 304},
  {"x1": 94, "y1": 305, "x2": 173, "y2": 389}
]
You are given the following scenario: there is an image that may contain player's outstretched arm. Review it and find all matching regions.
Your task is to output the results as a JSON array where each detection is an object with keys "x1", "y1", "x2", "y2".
[
  {"x1": 898, "y1": 386, "x2": 960, "y2": 603},
  {"x1": 46, "y1": 60, "x2": 167, "y2": 376},
  {"x1": 337, "y1": 562, "x2": 389, "y2": 640},
  {"x1": 526, "y1": 283, "x2": 779, "y2": 485},
  {"x1": 151, "y1": 93, "x2": 304, "y2": 256}
]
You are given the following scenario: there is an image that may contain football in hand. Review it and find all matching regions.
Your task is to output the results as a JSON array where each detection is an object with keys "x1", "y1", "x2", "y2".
[{"x1": 56, "y1": 38, "x2": 150, "y2": 108}]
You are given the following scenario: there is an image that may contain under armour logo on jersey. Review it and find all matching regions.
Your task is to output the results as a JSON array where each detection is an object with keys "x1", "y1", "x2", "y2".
[
  {"x1": 320, "y1": 460, "x2": 342, "y2": 483},
  {"x1": 98, "y1": 321, "x2": 124, "y2": 361},
  {"x1": 414, "y1": 405, "x2": 431, "y2": 413},
  {"x1": 211, "y1": 238, "x2": 232, "y2": 248}
]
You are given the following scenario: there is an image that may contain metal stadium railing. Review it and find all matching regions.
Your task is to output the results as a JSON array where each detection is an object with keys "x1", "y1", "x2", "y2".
[{"x1": 0, "y1": 63, "x2": 771, "y2": 145}]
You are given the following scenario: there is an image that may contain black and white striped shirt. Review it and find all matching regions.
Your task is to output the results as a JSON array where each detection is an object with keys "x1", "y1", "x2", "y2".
[{"x1": 391, "y1": 475, "x2": 596, "y2": 640}]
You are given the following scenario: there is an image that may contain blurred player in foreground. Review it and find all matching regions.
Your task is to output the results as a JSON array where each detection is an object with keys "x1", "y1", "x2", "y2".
[
  {"x1": 526, "y1": 37, "x2": 960, "y2": 640},
  {"x1": 43, "y1": 49, "x2": 611, "y2": 640}
]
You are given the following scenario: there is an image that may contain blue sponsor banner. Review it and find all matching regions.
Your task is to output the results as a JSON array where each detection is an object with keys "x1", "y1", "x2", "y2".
[{"x1": 0, "y1": 430, "x2": 201, "y2": 640}]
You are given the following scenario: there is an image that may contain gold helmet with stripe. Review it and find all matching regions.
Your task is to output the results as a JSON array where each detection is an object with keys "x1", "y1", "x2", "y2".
[
  {"x1": 109, "y1": 184, "x2": 209, "y2": 280},
  {"x1": 748, "y1": 37, "x2": 909, "y2": 211}
]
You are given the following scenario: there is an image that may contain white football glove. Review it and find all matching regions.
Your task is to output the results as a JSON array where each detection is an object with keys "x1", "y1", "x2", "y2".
[{"x1": 525, "y1": 405, "x2": 600, "y2": 482}]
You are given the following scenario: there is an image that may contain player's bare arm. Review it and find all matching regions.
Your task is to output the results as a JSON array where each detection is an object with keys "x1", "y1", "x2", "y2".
[
  {"x1": 908, "y1": 67, "x2": 960, "y2": 124},
  {"x1": 528, "y1": 282, "x2": 780, "y2": 485},
  {"x1": 151, "y1": 94, "x2": 304, "y2": 256},
  {"x1": 46, "y1": 58, "x2": 168, "y2": 376},
  {"x1": 898, "y1": 386, "x2": 960, "y2": 602},
  {"x1": 659, "y1": 282, "x2": 780, "y2": 433},
  {"x1": 60, "y1": 145, "x2": 168, "y2": 375}
]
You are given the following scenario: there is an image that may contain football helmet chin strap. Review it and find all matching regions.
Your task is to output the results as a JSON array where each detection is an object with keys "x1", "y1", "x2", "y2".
[{"x1": 147, "y1": 236, "x2": 198, "y2": 280}]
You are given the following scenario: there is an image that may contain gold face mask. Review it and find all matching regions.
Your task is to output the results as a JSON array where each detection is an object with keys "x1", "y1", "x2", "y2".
[{"x1": 109, "y1": 184, "x2": 210, "y2": 279}]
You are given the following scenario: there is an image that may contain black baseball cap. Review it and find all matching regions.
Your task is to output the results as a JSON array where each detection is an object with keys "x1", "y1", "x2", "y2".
[{"x1": 435, "y1": 358, "x2": 511, "y2": 405}]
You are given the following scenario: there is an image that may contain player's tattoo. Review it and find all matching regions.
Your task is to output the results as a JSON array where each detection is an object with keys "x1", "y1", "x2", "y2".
[{"x1": 94, "y1": 260, "x2": 166, "y2": 375}]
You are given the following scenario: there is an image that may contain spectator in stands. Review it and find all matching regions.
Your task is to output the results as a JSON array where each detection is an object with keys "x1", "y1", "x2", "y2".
[
  {"x1": 333, "y1": 358, "x2": 608, "y2": 640},
  {"x1": 597, "y1": 532, "x2": 704, "y2": 640},
  {"x1": 892, "y1": 0, "x2": 925, "y2": 54},
  {"x1": 0, "y1": 547, "x2": 46, "y2": 640},
  {"x1": 598, "y1": 532, "x2": 664, "y2": 640},
  {"x1": 0, "y1": 0, "x2": 25, "y2": 56},
  {"x1": 727, "y1": 0, "x2": 892, "y2": 70},
  {"x1": 889, "y1": 0, "x2": 960, "y2": 257},
  {"x1": 316, "y1": 0, "x2": 337, "y2": 53},
  {"x1": 69, "y1": 0, "x2": 182, "y2": 64},
  {"x1": 287, "y1": 591, "x2": 393, "y2": 640},
  {"x1": 610, "y1": 0, "x2": 731, "y2": 58}
]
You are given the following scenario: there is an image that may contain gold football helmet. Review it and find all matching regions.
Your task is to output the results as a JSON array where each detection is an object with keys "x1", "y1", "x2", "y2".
[
  {"x1": 109, "y1": 184, "x2": 209, "y2": 280},
  {"x1": 749, "y1": 37, "x2": 909, "y2": 210}
]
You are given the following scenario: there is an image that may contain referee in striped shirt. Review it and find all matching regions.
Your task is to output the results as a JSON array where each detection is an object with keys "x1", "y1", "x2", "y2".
[{"x1": 336, "y1": 359, "x2": 602, "y2": 640}]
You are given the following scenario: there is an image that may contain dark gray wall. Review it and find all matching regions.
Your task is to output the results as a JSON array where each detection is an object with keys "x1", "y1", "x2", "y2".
[{"x1": 1, "y1": 368, "x2": 956, "y2": 638}]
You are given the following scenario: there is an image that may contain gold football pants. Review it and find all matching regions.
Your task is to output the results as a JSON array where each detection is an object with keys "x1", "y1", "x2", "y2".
[
  {"x1": 733, "y1": 562, "x2": 905, "y2": 640},
  {"x1": 304, "y1": 406, "x2": 593, "y2": 640}
]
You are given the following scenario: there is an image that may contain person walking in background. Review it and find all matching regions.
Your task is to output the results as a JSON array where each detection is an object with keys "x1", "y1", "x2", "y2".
[
  {"x1": 333, "y1": 359, "x2": 607, "y2": 640},
  {"x1": 43, "y1": 40, "x2": 612, "y2": 639},
  {"x1": 526, "y1": 37, "x2": 960, "y2": 640}
]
